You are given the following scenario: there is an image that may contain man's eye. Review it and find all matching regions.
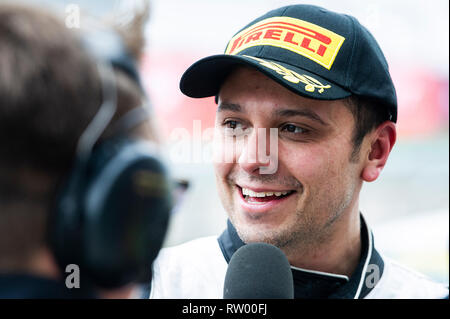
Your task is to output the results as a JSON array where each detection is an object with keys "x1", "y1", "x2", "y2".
[
  {"x1": 224, "y1": 120, "x2": 241, "y2": 130},
  {"x1": 222, "y1": 120, "x2": 250, "y2": 137},
  {"x1": 281, "y1": 124, "x2": 307, "y2": 134}
]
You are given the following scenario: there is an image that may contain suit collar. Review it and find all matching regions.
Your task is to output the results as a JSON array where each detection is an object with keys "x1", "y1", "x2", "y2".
[{"x1": 217, "y1": 214, "x2": 384, "y2": 299}]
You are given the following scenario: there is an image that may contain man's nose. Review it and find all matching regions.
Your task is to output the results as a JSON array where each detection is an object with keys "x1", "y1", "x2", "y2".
[{"x1": 237, "y1": 128, "x2": 277, "y2": 175}]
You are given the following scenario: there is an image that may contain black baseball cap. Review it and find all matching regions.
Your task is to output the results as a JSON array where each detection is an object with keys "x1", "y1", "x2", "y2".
[{"x1": 180, "y1": 4, "x2": 397, "y2": 122}]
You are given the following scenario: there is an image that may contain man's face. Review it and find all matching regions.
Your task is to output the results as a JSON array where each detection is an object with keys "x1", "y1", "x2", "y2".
[{"x1": 214, "y1": 67, "x2": 365, "y2": 252}]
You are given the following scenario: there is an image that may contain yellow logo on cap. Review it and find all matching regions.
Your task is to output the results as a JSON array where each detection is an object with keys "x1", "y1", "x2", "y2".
[
  {"x1": 225, "y1": 17, "x2": 345, "y2": 70},
  {"x1": 244, "y1": 56, "x2": 331, "y2": 93}
]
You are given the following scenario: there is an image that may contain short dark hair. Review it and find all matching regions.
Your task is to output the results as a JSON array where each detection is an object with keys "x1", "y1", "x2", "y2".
[
  {"x1": 0, "y1": 4, "x2": 101, "y2": 174},
  {"x1": 0, "y1": 3, "x2": 150, "y2": 265},
  {"x1": 344, "y1": 96, "x2": 389, "y2": 162},
  {"x1": 0, "y1": 3, "x2": 151, "y2": 191}
]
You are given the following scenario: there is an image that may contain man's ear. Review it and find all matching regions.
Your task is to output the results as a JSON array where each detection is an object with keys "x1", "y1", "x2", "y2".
[{"x1": 361, "y1": 121, "x2": 397, "y2": 182}]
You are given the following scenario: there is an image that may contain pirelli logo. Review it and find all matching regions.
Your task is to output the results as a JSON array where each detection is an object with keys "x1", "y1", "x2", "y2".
[{"x1": 225, "y1": 17, "x2": 345, "y2": 70}]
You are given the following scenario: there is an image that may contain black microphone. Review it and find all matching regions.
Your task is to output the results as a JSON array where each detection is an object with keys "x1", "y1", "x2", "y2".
[{"x1": 223, "y1": 242, "x2": 294, "y2": 299}]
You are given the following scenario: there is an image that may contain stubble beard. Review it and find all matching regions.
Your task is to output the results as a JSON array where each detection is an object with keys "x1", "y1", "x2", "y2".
[{"x1": 227, "y1": 179, "x2": 358, "y2": 255}]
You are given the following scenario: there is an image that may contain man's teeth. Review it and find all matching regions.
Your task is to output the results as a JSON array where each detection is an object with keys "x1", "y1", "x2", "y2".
[{"x1": 241, "y1": 188, "x2": 291, "y2": 197}]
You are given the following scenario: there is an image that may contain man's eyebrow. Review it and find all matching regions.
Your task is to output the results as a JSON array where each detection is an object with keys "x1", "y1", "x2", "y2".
[
  {"x1": 217, "y1": 102, "x2": 242, "y2": 113},
  {"x1": 274, "y1": 108, "x2": 328, "y2": 126}
]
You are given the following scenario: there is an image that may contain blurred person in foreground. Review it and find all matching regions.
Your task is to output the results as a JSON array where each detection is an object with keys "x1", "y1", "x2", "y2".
[
  {"x1": 0, "y1": 2, "x2": 171, "y2": 298},
  {"x1": 150, "y1": 4, "x2": 449, "y2": 298}
]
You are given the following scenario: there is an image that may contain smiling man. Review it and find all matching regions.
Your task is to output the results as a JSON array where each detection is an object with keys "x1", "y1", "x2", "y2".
[
  {"x1": 215, "y1": 67, "x2": 367, "y2": 280},
  {"x1": 150, "y1": 5, "x2": 448, "y2": 299}
]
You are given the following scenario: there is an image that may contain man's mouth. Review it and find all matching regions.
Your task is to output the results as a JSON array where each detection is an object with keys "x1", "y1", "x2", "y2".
[{"x1": 237, "y1": 186, "x2": 296, "y2": 203}]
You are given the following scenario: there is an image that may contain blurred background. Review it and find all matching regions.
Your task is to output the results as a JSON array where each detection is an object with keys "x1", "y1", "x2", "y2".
[{"x1": 12, "y1": 0, "x2": 449, "y2": 284}]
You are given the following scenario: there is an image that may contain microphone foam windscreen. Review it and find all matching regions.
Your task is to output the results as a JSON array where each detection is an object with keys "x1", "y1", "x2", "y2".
[{"x1": 223, "y1": 242, "x2": 294, "y2": 299}]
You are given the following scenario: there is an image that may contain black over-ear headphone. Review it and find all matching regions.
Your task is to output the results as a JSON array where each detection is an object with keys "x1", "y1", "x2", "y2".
[{"x1": 47, "y1": 29, "x2": 172, "y2": 289}]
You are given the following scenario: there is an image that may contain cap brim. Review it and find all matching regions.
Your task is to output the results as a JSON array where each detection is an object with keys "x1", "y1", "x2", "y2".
[{"x1": 180, "y1": 54, "x2": 351, "y2": 101}]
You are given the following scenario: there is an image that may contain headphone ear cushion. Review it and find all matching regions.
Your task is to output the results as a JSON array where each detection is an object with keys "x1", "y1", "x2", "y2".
[
  {"x1": 49, "y1": 139, "x2": 172, "y2": 289},
  {"x1": 47, "y1": 161, "x2": 89, "y2": 277},
  {"x1": 82, "y1": 139, "x2": 172, "y2": 288}
]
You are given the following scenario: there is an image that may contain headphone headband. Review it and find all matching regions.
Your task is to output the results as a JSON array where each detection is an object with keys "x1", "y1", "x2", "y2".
[{"x1": 110, "y1": 104, "x2": 153, "y2": 136}]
